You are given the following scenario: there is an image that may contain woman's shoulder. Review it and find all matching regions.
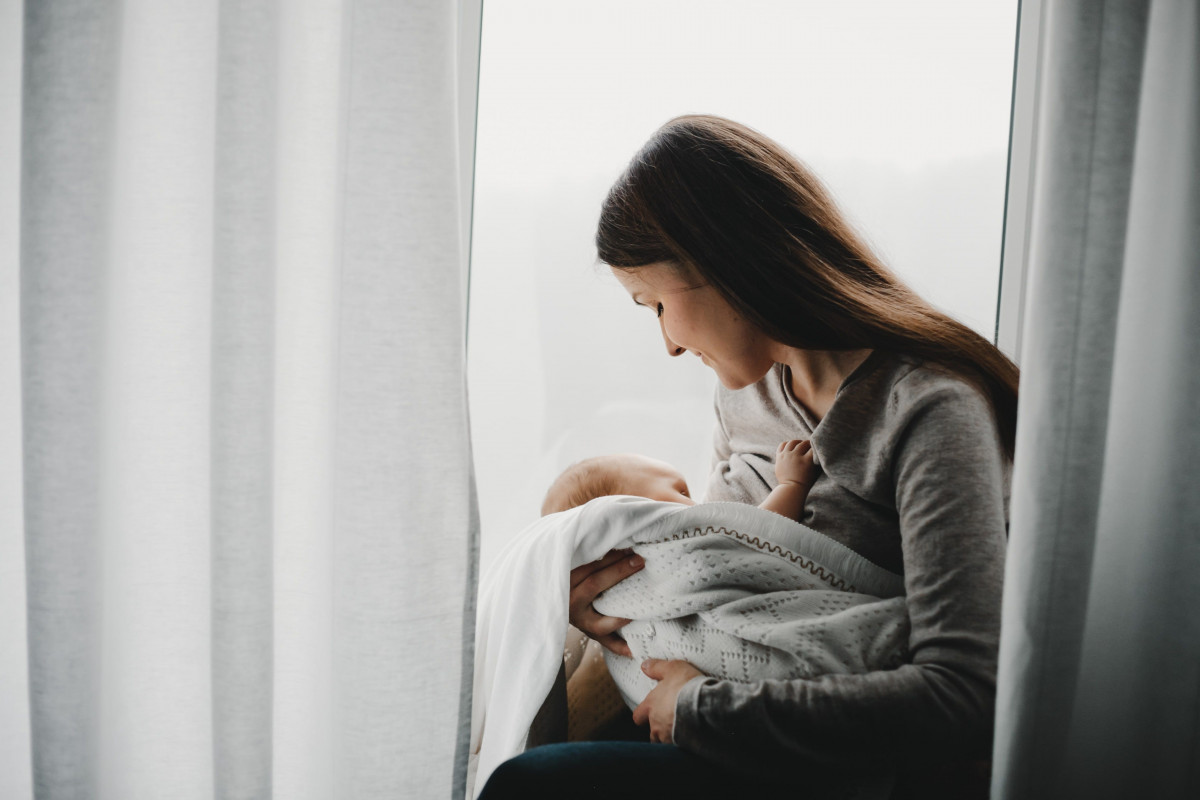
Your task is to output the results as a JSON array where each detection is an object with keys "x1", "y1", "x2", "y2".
[
  {"x1": 817, "y1": 352, "x2": 1005, "y2": 501},
  {"x1": 712, "y1": 353, "x2": 990, "y2": 439},
  {"x1": 840, "y1": 350, "x2": 992, "y2": 423}
]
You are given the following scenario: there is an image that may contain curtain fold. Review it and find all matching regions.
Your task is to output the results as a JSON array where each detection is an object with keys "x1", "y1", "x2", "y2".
[
  {"x1": 20, "y1": 1, "x2": 115, "y2": 795},
  {"x1": 0, "y1": 2, "x2": 28, "y2": 797},
  {"x1": 993, "y1": 1, "x2": 1200, "y2": 797},
  {"x1": 211, "y1": 1, "x2": 278, "y2": 796},
  {"x1": 10, "y1": 1, "x2": 482, "y2": 797},
  {"x1": 332, "y1": 1, "x2": 478, "y2": 796}
]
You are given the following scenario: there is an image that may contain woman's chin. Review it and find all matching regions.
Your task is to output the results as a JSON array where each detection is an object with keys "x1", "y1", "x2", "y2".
[
  {"x1": 712, "y1": 363, "x2": 772, "y2": 391},
  {"x1": 716, "y1": 373, "x2": 752, "y2": 391}
]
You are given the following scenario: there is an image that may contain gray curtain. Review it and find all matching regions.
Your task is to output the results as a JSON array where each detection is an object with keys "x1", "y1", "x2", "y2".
[
  {"x1": 5, "y1": 1, "x2": 482, "y2": 798},
  {"x1": 993, "y1": 1, "x2": 1200, "y2": 797}
]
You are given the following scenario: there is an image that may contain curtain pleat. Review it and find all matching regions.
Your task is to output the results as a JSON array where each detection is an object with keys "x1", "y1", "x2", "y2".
[
  {"x1": 271, "y1": 3, "x2": 343, "y2": 797},
  {"x1": 212, "y1": 0, "x2": 278, "y2": 797},
  {"x1": 994, "y1": 0, "x2": 1200, "y2": 797},
  {"x1": 98, "y1": 1, "x2": 218, "y2": 795},
  {"x1": 332, "y1": 2, "x2": 476, "y2": 795},
  {"x1": 1056, "y1": 0, "x2": 1200, "y2": 793},
  {"x1": 20, "y1": 1, "x2": 117, "y2": 796},
  {"x1": 14, "y1": 1, "x2": 481, "y2": 798},
  {"x1": 0, "y1": 2, "x2": 29, "y2": 796},
  {"x1": 992, "y1": 1, "x2": 1149, "y2": 794}
]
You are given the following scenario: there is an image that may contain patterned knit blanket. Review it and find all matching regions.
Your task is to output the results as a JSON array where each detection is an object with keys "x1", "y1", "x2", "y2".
[
  {"x1": 470, "y1": 495, "x2": 910, "y2": 798},
  {"x1": 593, "y1": 506, "x2": 910, "y2": 710}
]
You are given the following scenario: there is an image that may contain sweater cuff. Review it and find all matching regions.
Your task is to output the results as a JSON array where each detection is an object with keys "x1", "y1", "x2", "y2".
[{"x1": 671, "y1": 675, "x2": 715, "y2": 747}]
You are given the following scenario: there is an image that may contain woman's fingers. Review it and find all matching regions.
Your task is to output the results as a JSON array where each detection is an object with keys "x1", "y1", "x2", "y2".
[
  {"x1": 571, "y1": 603, "x2": 633, "y2": 656},
  {"x1": 631, "y1": 699, "x2": 649, "y2": 727},
  {"x1": 568, "y1": 549, "x2": 644, "y2": 657},
  {"x1": 640, "y1": 658, "x2": 665, "y2": 679},
  {"x1": 569, "y1": 548, "x2": 632, "y2": 589},
  {"x1": 571, "y1": 552, "x2": 644, "y2": 597},
  {"x1": 572, "y1": 599, "x2": 631, "y2": 637},
  {"x1": 589, "y1": 613, "x2": 633, "y2": 637},
  {"x1": 596, "y1": 633, "x2": 633, "y2": 658}
]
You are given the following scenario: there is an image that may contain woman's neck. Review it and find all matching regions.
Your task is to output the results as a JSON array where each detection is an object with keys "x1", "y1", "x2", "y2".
[{"x1": 778, "y1": 348, "x2": 874, "y2": 421}]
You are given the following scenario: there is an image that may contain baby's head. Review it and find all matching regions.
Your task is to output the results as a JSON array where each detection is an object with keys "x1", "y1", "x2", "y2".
[{"x1": 541, "y1": 454, "x2": 695, "y2": 515}]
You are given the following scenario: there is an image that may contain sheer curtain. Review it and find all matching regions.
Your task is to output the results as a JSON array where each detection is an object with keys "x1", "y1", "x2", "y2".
[
  {"x1": 994, "y1": 0, "x2": 1200, "y2": 797},
  {"x1": 3, "y1": 1, "x2": 482, "y2": 798}
]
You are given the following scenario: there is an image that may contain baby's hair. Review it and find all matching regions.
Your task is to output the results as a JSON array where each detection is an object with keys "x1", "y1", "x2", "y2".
[{"x1": 541, "y1": 456, "x2": 620, "y2": 515}]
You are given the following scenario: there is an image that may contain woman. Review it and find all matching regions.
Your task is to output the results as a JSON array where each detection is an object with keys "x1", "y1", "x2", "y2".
[{"x1": 479, "y1": 115, "x2": 1015, "y2": 798}]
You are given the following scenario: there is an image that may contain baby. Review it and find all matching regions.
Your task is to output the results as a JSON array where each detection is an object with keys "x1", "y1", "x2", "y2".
[
  {"x1": 536, "y1": 439, "x2": 825, "y2": 742},
  {"x1": 541, "y1": 439, "x2": 819, "y2": 522}
]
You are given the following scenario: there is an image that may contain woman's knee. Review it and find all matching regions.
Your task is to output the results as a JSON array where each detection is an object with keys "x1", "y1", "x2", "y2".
[
  {"x1": 478, "y1": 744, "x2": 590, "y2": 799},
  {"x1": 477, "y1": 742, "x2": 749, "y2": 800}
]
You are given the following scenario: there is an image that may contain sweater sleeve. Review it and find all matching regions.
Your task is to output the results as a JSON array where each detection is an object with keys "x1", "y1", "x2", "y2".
[{"x1": 672, "y1": 380, "x2": 1008, "y2": 773}]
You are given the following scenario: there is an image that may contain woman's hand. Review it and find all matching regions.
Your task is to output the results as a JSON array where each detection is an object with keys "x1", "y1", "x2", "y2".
[
  {"x1": 568, "y1": 549, "x2": 645, "y2": 657},
  {"x1": 632, "y1": 659, "x2": 705, "y2": 743}
]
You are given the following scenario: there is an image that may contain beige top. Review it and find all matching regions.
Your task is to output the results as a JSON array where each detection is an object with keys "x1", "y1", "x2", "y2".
[{"x1": 676, "y1": 350, "x2": 1010, "y2": 773}]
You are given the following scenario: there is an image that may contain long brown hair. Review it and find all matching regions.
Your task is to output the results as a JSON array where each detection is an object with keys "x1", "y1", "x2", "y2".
[{"x1": 596, "y1": 115, "x2": 1019, "y2": 457}]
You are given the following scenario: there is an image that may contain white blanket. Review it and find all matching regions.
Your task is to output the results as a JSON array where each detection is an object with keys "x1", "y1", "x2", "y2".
[{"x1": 469, "y1": 496, "x2": 910, "y2": 797}]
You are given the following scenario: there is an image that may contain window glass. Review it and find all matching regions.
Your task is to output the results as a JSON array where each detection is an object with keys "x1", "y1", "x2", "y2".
[{"x1": 469, "y1": 0, "x2": 1019, "y2": 567}]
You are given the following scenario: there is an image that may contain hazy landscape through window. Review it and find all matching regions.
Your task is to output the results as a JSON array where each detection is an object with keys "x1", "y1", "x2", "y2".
[{"x1": 469, "y1": 0, "x2": 1019, "y2": 568}]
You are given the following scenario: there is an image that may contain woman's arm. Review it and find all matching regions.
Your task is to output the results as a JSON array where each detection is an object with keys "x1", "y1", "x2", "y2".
[{"x1": 672, "y1": 381, "x2": 1008, "y2": 773}]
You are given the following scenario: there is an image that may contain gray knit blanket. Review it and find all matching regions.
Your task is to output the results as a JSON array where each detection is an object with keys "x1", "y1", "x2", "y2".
[{"x1": 591, "y1": 502, "x2": 910, "y2": 709}]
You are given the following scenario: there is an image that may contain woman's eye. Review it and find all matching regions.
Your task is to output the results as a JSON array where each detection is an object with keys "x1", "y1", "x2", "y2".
[{"x1": 656, "y1": 303, "x2": 664, "y2": 318}]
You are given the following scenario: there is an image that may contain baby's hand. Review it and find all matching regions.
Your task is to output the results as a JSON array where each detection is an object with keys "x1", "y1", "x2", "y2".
[{"x1": 775, "y1": 439, "x2": 818, "y2": 489}]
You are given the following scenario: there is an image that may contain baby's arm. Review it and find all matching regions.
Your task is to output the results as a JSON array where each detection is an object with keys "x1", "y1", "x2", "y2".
[{"x1": 758, "y1": 439, "x2": 818, "y2": 522}]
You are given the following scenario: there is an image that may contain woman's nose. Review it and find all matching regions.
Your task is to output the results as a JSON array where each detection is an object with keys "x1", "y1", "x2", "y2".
[{"x1": 659, "y1": 319, "x2": 685, "y2": 357}]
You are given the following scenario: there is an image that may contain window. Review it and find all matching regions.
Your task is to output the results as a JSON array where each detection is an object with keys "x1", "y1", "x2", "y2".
[{"x1": 468, "y1": 0, "x2": 1020, "y2": 566}]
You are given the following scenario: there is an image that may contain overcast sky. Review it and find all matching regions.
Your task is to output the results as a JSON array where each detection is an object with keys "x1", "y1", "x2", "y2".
[{"x1": 476, "y1": 0, "x2": 1018, "y2": 188}]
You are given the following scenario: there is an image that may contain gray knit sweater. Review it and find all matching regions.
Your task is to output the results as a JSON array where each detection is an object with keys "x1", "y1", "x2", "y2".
[{"x1": 674, "y1": 350, "x2": 1010, "y2": 775}]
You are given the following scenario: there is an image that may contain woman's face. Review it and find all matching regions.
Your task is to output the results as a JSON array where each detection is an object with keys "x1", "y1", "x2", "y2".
[{"x1": 612, "y1": 262, "x2": 776, "y2": 390}]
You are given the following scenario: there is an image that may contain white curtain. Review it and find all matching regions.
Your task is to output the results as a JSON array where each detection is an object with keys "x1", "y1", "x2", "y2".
[
  {"x1": 993, "y1": 1, "x2": 1199, "y2": 797},
  {"x1": 2, "y1": 1, "x2": 482, "y2": 798}
]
